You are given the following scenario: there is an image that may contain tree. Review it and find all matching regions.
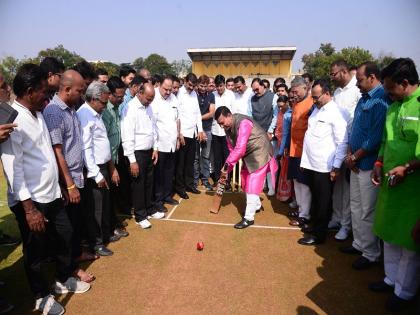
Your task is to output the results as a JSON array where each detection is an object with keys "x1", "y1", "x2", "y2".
[
  {"x1": 171, "y1": 59, "x2": 192, "y2": 77},
  {"x1": 338, "y1": 47, "x2": 373, "y2": 68},
  {"x1": 132, "y1": 57, "x2": 145, "y2": 71},
  {"x1": 0, "y1": 56, "x2": 24, "y2": 83},
  {"x1": 37, "y1": 44, "x2": 83, "y2": 68},
  {"x1": 143, "y1": 53, "x2": 174, "y2": 75},
  {"x1": 376, "y1": 52, "x2": 395, "y2": 70},
  {"x1": 93, "y1": 61, "x2": 120, "y2": 77}
]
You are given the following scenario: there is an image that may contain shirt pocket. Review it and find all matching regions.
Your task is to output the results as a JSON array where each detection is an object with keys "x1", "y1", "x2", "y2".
[
  {"x1": 399, "y1": 116, "x2": 418, "y2": 142},
  {"x1": 311, "y1": 120, "x2": 330, "y2": 138}
]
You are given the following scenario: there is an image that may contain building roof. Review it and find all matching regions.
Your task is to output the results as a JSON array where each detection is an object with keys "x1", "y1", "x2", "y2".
[{"x1": 187, "y1": 46, "x2": 296, "y2": 62}]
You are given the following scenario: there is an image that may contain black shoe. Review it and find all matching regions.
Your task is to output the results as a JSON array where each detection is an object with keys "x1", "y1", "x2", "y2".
[
  {"x1": 114, "y1": 228, "x2": 129, "y2": 238},
  {"x1": 368, "y1": 280, "x2": 394, "y2": 293},
  {"x1": 155, "y1": 202, "x2": 168, "y2": 213},
  {"x1": 301, "y1": 224, "x2": 314, "y2": 234},
  {"x1": 164, "y1": 197, "x2": 179, "y2": 205},
  {"x1": 298, "y1": 235, "x2": 324, "y2": 246},
  {"x1": 95, "y1": 246, "x2": 114, "y2": 256},
  {"x1": 177, "y1": 191, "x2": 189, "y2": 199},
  {"x1": 0, "y1": 233, "x2": 20, "y2": 246},
  {"x1": 352, "y1": 256, "x2": 379, "y2": 270},
  {"x1": 109, "y1": 234, "x2": 121, "y2": 243},
  {"x1": 339, "y1": 245, "x2": 362, "y2": 255},
  {"x1": 385, "y1": 293, "x2": 413, "y2": 312},
  {"x1": 234, "y1": 218, "x2": 254, "y2": 229},
  {"x1": 187, "y1": 187, "x2": 201, "y2": 194}
]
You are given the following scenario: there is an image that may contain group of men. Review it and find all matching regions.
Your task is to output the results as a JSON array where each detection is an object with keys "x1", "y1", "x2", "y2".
[{"x1": 0, "y1": 54, "x2": 419, "y2": 314}]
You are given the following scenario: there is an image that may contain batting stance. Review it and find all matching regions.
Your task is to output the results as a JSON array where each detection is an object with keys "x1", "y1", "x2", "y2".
[{"x1": 215, "y1": 106, "x2": 278, "y2": 229}]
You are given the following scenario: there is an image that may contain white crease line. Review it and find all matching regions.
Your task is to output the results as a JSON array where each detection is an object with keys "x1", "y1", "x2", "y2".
[
  {"x1": 163, "y1": 218, "x2": 301, "y2": 230},
  {"x1": 166, "y1": 198, "x2": 183, "y2": 219}
]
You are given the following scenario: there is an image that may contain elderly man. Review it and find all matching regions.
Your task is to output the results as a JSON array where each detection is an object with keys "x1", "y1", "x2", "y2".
[
  {"x1": 175, "y1": 73, "x2": 206, "y2": 198},
  {"x1": 122, "y1": 83, "x2": 165, "y2": 229},
  {"x1": 102, "y1": 76, "x2": 131, "y2": 234},
  {"x1": 341, "y1": 62, "x2": 389, "y2": 270},
  {"x1": 329, "y1": 59, "x2": 362, "y2": 240},
  {"x1": 232, "y1": 76, "x2": 253, "y2": 115},
  {"x1": 151, "y1": 76, "x2": 180, "y2": 211},
  {"x1": 298, "y1": 79, "x2": 348, "y2": 245},
  {"x1": 77, "y1": 82, "x2": 120, "y2": 256},
  {"x1": 215, "y1": 106, "x2": 277, "y2": 229},
  {"x1": 1, "y1": 64, "x2": 90, "y2": 315},
  {"x1": 288, "y1": 77, "x2": 314, "y2": 228},
  {"x1": 43, "y1": 70, "x2": 97, "y2": 283},
  {"x1": 369, "y1": 58, "x2": 420, "y2": 312}
]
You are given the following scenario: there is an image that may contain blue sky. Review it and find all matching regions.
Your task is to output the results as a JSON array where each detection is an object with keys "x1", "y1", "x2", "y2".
[{"x1": 1, "y1": 0, "x2": 419, "y2": 72}]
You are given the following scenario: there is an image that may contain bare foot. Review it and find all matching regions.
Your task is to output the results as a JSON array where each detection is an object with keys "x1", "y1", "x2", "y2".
[{"x1": 74, "y1": 268, "x2": 95, "y2": 283}]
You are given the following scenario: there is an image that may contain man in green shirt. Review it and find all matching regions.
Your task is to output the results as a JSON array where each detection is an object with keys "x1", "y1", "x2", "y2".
[
  {"x1": 103, "y1": 76, "x2": 131, "y2": 237},
  {"x1": 369, "y1": 58, "x2": 420, "y2": 312}
]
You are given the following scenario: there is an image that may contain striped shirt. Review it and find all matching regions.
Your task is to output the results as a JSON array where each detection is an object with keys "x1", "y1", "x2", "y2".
[
  {"x1": 43, "y1": 95, "x2": 84, "y2": 188},
  {"x1": 349, "y1": 84, "x2": 390, "y2": 170}
]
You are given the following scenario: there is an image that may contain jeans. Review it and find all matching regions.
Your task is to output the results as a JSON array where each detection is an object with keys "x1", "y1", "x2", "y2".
[{"x1": 194, "y1": 130, "x2": 212, "y2": 185}]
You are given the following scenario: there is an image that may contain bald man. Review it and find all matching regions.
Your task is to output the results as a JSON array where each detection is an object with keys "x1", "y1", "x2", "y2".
[
  {"x1": 138, "y1": 68, "x2": 151, "y2": 82},
  {"x1": 121, "y1": 83, "x2": 165, "y2": 229},
  {"x1": 43, "y1": 70, "x2": 96, "y2": 281}
]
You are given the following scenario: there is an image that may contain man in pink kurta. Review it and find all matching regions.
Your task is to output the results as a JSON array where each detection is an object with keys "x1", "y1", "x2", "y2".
[{"x1": 215, "y1": 106, "x2": 277, "y2": 229}]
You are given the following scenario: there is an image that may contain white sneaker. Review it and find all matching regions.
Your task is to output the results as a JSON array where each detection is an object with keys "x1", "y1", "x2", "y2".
[
  {"x1": 288, "y1": 200, "x2": 298, "y2": 209},
  {"x1": 136, "y1": 219, "x2": 152, "y2": 229},
  {"x1": 53, "y1": 277, "x2": 90, "y2": 294},
  {"x1": 150, "y1": 212, "x2": 165, "y2": 219},
  {"x1": 34, "y1": 294, "x2": 65, "y2": 315},
  {"x1": 328, "y1": 220, "x2": 340, "y2": 230},
  {"x1": 335, "y1": 226, "x2": 351, "y2": 241}
]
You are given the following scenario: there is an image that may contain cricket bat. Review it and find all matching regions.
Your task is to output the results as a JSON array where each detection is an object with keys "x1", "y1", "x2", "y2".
[{"x1": 209, "y1": 164, "x2": 228, "y2": 214}]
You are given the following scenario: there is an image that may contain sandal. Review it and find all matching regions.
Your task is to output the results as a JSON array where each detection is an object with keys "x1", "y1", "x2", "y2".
[{"x1": 287, "y1": 210, "x2": 299, "y2": 218}]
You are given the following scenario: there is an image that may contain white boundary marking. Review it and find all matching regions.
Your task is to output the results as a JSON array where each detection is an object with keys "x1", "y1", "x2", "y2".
[
  {"x1": 163, "y1": 217, "x2": 301, "y2": 230},
  {"x1": 166, "y1": 198, "x2": 183, "y2": 219}
]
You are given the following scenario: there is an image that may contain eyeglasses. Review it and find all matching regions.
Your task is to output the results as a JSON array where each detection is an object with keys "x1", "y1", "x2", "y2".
[{"x1": 329, "y1": 70, "x2": 340, "y2": 77}]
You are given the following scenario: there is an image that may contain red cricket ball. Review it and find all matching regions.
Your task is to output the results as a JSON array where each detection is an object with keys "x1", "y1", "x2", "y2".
[{"x1": 196, "y1": 242, "x2": 204, "y2": 251}]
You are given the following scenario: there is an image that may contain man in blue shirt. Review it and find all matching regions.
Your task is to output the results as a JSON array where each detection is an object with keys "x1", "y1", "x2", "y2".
[{"x1": 341, "y1": 62, "x2": 390, "y2": 270}]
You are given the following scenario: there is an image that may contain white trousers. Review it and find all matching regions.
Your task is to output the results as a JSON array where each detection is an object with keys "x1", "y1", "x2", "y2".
[
  {"x1": 350, "y1": 170, "x2": 381, "y2": 261},
  {"x1": 384, "y1": 242, "x2": 420, "y2": 300},
  {"x1": 293, "y1": 179, "x2": 311, "y2": 220},
  {"x1": 331, "y1": 164, "x2": 351, "y2": 229},
  {"x1": 244, "y1": 193, "x2": 261, "y2": 221}
]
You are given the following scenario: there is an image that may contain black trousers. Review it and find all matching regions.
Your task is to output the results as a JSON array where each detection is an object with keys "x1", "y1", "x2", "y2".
[
  {"x1": 111, "y1": 144, "x2": 132, "y2": 215},
  {"x1": 175, "y1": 137, "x2": 196, "y2": 193},
  {"x1": 154, "y1": 151, "x2": 176, "y2": 203},
  {"x1": 212, "y1": 134, "x2": 230, "y2": 181},
  {"x1": 11, "y1": 198, "x2": 74, "y2": 299},
  {"x1": 85, "y1": 164, "x2": 111, "y2": 248},
  {"x1": 65, "y1": 198, "x2": 83, "y2": 259},
  {"x1": 132, "y1": 149, "x2": 155, "y2": 221},
  {"x1": 306, "y1": 169, "x2": 333, "y2": 240}
]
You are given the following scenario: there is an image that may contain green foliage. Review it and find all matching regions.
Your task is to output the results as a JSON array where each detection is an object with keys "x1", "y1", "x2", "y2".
[
  {"x1": 0, "y1": 56, "x2": 23, "y2": 83},
  {"x1": 143, "y1": 53, "x2": 175, "y2": 75},
  {"x1": 132, "y1": 57, "x2": 145, "y2": 71},
  {"x1": 302, "y1": 43, "x2": 393, "y2": 79},
  {"x1": 93, "y1": 61, "x2": 120, "y2": 77},
  {"x1": 37, "y1": 44, "x2": 83, "y2": 68}
]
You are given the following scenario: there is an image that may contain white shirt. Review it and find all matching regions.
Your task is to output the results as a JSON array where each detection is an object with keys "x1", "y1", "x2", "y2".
[
  {"x1": 232, "y1": 87, "x2": 253, "y2": 115},
  {"x1": 0, "y1": 101, "x2": 61, "y2": 206},
  {"x1": 212, "y1": 89, "x2": 234, "y2": 136},
  {"x1": 177, "y1": 86, "x2": 203, "y2": 138},
  {"x1": 333, "y1": 75, "x2": 361, "y2": 129},
  {"x1": 300, "y1": 100, "x2": 348, "y2": 173},
  {"x1": 121, "y1": 96, "x2": 156, "y2": 163},
  {"x1": 77, "y1": 102, "x2": 111, "y2": 183},
  {"x1": 151, "y1": 91, "x2": 179, "y2": 153}
]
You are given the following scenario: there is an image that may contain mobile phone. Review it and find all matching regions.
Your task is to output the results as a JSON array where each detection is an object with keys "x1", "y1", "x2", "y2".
[{"x1": 0, "y1": 102, "x2": 18, "y2": 124}]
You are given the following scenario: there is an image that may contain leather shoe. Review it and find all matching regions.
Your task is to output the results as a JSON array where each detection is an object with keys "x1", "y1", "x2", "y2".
[
  {"x1": 177, "y1": 191, "x2": 189, "y2": 199},
  {"x1": 297, "y1": 235, "x2": 324, "y2": 246},
  {"x1": 164, "y1": 197, "x2": 179, "y2": 205},
  {"x1": 95, "y1": 246, "x2": 113, "y2": 256},
  {"x1": 187, "y1": 187, "x2": 201, "y2": 194},
  {"x1": 289, "y1": 217, "x2": 310, "y2": 227},
  {"x1": 385, "y1": 293, "x2": 413, "y2": 312},
  {"x1": 301, "y1": 224, "x2": 314, "y2": 234},
  {"x1": 339, "y1": 245, "x2": 362, "y2": 255},
  {"x1": 234, "y1": 218, "x2": 254, "y2": 229},
  {"x1": 368, "y1": 280, "x2": 394, "y2": 293},
  {"x1": 352, "y1": 256, "x2": 379, "y2": 270}
]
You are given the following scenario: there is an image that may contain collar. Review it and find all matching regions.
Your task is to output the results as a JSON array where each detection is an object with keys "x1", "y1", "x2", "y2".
[
  {"x1": 83, "y1": 102, "x2": 101, "y2": 117},
  {"x1": 53, "y1": 94, "x2": 70, "y2": 110},
  {"x1": 402, "y1": 85, "x2": 420, "y2": 103},
  {"x1": 133, "y1": 96, "x2": 147, "y2": 109},
  {"x1": 14, "y1": 100, "x2": 39, "y2": 118},
  {"x1": 107, "y1": 101, "x2": 119, "y2": 111}
]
